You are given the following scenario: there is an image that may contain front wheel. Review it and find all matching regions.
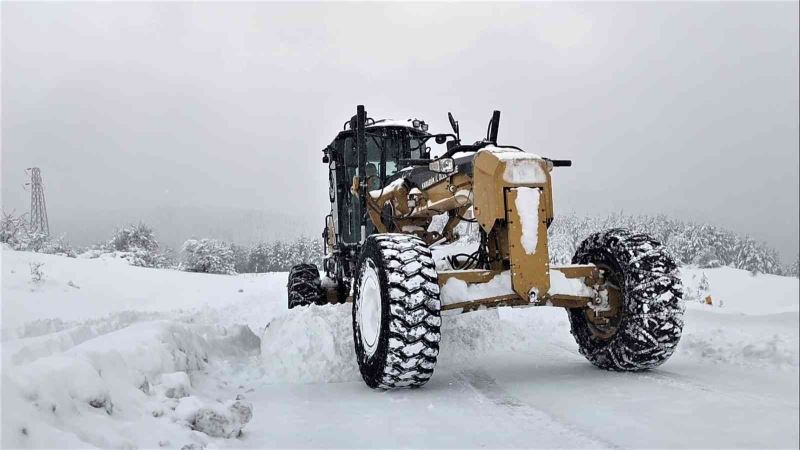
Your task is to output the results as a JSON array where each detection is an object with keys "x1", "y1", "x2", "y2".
[
  {"x1": 352, "y1": 234, "x2": 441, "y2": 389},
  {"x1": 568, "y1": 229, "x2": 684, "y2": 371}
]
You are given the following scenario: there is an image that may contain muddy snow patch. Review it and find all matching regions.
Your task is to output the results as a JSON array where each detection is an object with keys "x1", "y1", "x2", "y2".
[
  {"x1": 260, "y1": 304, "x2": 360, "y2": 383},
  {"x1": 174, "y1": 396, "x2": 253, "y2": 438}
]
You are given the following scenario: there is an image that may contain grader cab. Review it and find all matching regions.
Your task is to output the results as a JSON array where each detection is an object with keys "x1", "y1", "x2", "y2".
[{"x1": 288, "y1": 105, "x2": 684, "y2": 389}]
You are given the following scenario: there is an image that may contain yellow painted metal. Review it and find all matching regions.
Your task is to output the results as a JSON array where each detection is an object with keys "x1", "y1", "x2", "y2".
[
  {"x1": 471, "y1": 149, "x2": 554, "y2": 233},
  {"x1": 505, "y1": 187, "x2": 551, "y2": 301},
  {"x1": 544, "y1": 294, "x2": 592, "y2": 308},
  {"x1": 437, "y1": 270, "x2": 501, "y2": 286},
  {"x1": 354, "y1": 146, "x2": 604, "y2": 313},
  {"x1": 441, "y1": 294, "x2": 527, "y2": 313},
  {"x1": 553, "y1": 265, "x2": 600, "y2": 280},
  {"x1": 436, "y1": 265, "x2": 600, "y2": 313}
]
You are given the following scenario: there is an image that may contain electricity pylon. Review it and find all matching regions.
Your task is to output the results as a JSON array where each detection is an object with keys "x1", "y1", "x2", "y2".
[{"x1": 26, "y1": 167, "x2": 49, "y2": 235}]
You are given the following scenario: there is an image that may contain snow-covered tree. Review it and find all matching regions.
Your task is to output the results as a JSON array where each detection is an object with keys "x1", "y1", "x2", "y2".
[
  {"x1": 181, "y1": 239, "x2": 236, "y2": 274},
  {"x1": 1, "y1": 210, "x2": 29, "y2": 247},
  {"x1": 733, "y1": 237, "x2": 782, "y2": 275},
  {"x1": 230, "y1": 244, "x2": 250, "y2": 274},
  {"x1": 547, "y1": 213, "x2": 785, "y2": 275},
  {"x1": 248, "y1": 242, "x2": 272, "y2": 273},
  {"x1": 109, "y1": 223, "x2": 159, "y2": 253},
  {"x1": 1, "y1": 210, "x2": 77, "y2": 257},
  {"x1": 103, "y1": 223, "x2": 164, "y2": 267}
]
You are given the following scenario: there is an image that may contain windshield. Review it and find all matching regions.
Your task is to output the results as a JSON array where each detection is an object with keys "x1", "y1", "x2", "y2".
[
  {"x1": 333, "y1": 127, "x2": 434, "y2": 244},
  {"x1": 364, "y1": 128, "x2": 428, "y2": 180}
]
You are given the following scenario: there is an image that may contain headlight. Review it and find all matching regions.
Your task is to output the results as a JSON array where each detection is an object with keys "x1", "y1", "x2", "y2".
[
  {"x1": 412, "y1": 119, "x2": 421, "y2": 128},
  {"x1": 429, "y1": 158, "x2": 455, "y2": 173}
]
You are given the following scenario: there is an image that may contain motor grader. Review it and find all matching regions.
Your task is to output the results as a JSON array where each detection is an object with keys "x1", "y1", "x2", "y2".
[{"x1": 288, "y1": 105, "x2": 684, "y2": 389}]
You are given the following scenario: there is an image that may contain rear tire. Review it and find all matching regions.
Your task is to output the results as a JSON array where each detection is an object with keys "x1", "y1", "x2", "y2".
[
  {"x1": 352, "y1": 234, "x2": 441, "y2": 389},
  {"x1": 287, "y1": 263, "x2": 323, "y2": 309},
  {"x1": 569, "y1": 229, "x2": 684, "y2": 371}
]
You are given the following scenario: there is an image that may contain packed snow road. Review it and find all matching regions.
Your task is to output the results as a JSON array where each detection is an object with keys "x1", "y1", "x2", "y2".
[{"x1": 2, "y1": 248, "x2": 798, "y2": 448}]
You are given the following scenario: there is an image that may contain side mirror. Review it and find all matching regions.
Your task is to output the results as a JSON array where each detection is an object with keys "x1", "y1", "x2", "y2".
[
  {"x1": 448, "y1": 112, "x2": 459, "y2": 136},
  {"x1": 322, "y1": 145, "x2": 332, "y2": 164},
  {"x1": 435, "y1": 135, "x2": 447, "y2": 144}
]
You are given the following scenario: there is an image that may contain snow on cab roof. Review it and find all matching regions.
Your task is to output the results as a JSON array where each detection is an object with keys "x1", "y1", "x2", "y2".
[{"x1": 366, "y1": 119, "x2": 420, "y2": 129}]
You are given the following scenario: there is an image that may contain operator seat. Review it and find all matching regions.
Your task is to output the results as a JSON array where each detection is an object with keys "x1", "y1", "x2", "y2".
[{"x1": 366, "y1": 163, "x2": 381, "y2": 191}]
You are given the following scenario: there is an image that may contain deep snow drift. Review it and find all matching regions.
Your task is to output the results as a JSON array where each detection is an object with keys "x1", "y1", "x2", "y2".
[{"x1": 2, "y1": 247, "x2": 798, "y2": 448}]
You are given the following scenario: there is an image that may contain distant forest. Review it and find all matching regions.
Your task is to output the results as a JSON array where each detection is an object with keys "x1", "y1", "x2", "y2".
[{"x1": 2, "y1": 210, "x2": 797, "y2": 277}]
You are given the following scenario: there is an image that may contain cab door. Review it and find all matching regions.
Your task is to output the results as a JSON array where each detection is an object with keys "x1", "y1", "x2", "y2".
[{"x1": 335, "y1": 135, "x2": 362, "y2": 244}]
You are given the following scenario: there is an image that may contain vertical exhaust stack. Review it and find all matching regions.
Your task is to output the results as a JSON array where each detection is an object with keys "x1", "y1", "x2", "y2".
[
  {"x1": 355, "y1": 105, "x2": 368, "y2": 240},
  {"x1": 488, "y1": 110, "x2": 501, "y2": 144}
]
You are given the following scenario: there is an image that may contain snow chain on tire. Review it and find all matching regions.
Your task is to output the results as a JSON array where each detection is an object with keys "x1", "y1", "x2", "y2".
[
  {"x1": 353, "y1": 234, "x2": 441, "y2": 389},
  {"x1": 569, "y1": 228, "x2": 685, "y2": 371},
  {"x1": 287, "y1": 263, "x2": 324, "y2": 308}
]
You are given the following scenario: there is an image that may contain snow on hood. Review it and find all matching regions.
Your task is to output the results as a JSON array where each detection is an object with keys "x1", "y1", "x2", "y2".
[{"x1": 479, "y1": 146, "x2": 547, "y2": 184}]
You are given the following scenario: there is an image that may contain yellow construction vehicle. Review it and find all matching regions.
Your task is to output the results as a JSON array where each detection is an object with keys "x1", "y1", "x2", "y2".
[{"x1": 288, "y1": 105, "x2": 684, "y2": 389}]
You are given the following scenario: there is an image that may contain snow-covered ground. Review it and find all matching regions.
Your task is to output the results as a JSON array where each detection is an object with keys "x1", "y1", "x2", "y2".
[{"x1": 2, "y1": 247, "x2": 798, "y2": 448}]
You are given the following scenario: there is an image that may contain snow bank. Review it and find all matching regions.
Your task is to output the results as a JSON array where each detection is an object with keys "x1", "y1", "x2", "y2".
[
  {"x1": 2, "y1": 320, "x2": 260, "y2": 448},
  {"x1": 258, "y1": 302, "x2": 567, "y2": 383},
  {"x1": 260, "y1": 304, "x2": 360, "y2": 383},
  {"x1": 681, "y1": 267, "x2": 799, "y2": 315},
  {"x1": 1, "y1": 247, "x2": 275, "y2": 447},
  {"x1": 679, "y1": 310, "x2": 799, "y2": 368},
  {"x1": 2, "y1": 247, "x2": 286, "y2": 339}
]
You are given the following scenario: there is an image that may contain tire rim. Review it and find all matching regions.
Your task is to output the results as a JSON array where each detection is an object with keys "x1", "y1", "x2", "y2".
[{"x1": 357, "y1": 260, "x2": 382, "y2": 358}]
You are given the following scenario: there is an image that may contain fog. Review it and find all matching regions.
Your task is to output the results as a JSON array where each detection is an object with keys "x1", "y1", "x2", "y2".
[{"x1": 2, "y1": 2, "x2": 798, "y2": 260}]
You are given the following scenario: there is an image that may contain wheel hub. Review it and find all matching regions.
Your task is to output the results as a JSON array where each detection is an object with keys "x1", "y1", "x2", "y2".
[
  {"x1": 357, "y1": 260, "x2": 382, "y2": 357},
  {"x1": 584, "y1": 265, "x2": 623, "y2": 340}
]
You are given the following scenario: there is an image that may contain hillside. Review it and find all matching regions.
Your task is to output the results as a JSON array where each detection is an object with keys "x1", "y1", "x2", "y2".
[{"x1": 1, "y1": 248, "x2": 798, "y2": 448}]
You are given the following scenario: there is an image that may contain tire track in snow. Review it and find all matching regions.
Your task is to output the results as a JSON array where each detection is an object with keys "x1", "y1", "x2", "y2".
[
  {"x1": 634, "y1": 369, "x2": 798, "y2": 410},
  {"x1": 546, "y1": 338, "x2": 797, "y2": 411},
  {"x1": 453, "y1": 369, "x2": 621, "y2": 449}
]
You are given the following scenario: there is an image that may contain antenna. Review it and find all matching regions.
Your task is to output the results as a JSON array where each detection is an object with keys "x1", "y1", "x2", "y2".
[{"x1": 26, "y1": 167, "x2": 49, "y2": 235}]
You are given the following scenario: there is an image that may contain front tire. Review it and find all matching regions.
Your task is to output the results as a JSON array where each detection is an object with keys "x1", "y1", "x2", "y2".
[
  {"x1": 352, "y1": 234, "x2": 441, "y2": 389},
  {"x1": 569, "y1": 229, "x2": 684, "y2": 371}
]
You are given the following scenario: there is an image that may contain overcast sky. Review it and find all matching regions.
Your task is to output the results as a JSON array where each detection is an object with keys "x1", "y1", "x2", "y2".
[{"x1": 2, "y1": 2, "x2": 798, "y2": 260}]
